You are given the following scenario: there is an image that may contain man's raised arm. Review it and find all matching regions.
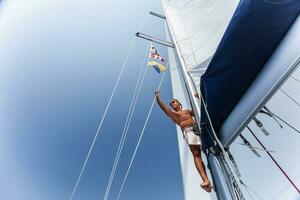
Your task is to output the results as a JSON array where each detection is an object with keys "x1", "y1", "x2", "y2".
[{"x1": 155, "y1": 90, "x2": 173, "y2": 116}]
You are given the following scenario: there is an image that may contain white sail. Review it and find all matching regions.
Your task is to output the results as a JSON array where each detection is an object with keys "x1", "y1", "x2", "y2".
[
  {"x1": 162, "y1": 0, "x2": 239, "y2": 91},
  {"x1": 162, "y1": 0, "x2": 239, "y2": 199}
]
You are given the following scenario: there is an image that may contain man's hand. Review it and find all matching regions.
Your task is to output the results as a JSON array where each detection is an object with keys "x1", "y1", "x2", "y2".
[{"x1": 155, "y1": 90, "x2": 160, "y2": 96}]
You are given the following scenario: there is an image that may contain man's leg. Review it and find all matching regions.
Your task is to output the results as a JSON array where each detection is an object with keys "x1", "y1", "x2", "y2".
[{"x1": 189, "y1": 145, "x2": 212, "y2": 192}]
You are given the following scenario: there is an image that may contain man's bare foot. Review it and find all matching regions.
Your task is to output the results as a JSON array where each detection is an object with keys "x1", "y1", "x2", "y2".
[{"x1": 200, "y1": 182, "x2": 212, "y2": 193}]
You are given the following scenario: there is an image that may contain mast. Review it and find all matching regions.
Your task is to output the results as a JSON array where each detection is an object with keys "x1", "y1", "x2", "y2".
[
  {"x1": 163, "y1": 8, "x2": 239, "y2": 200},
  {"x1": 164, "y1": 26, "x2": 216, "y2": 200}
]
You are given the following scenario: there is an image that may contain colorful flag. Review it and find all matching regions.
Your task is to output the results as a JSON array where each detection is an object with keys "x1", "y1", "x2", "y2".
[
  {"x1": 147, "y1": 61, "x2": 166, "y2": 73},
  {"x1": 149, "y1": 46, "x2": 165, "y2": 62}
]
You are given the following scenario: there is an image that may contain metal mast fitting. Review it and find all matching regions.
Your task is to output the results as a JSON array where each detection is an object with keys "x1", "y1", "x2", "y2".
[
  {"x1": 149, "y1": 11, "x2": 166, "y2": 19},
  {"x1": 135, "y1": 32, "x2": 175, "y2": 48}
]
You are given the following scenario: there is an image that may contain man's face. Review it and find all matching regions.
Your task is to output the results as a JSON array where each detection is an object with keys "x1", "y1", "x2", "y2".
[{"x1": 170, "y1": 99, "x2": 181, "y2": 111}]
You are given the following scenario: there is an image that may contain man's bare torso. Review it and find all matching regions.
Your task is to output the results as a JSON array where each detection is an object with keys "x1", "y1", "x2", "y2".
[{"x1": 169, "y1": 109, "x2": 196, "y2": 131}]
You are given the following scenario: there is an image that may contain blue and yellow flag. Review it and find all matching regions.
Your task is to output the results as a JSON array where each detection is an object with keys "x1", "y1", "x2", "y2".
[{"x1": 147, "y1": 61, "x2": 166, "y2": 73}]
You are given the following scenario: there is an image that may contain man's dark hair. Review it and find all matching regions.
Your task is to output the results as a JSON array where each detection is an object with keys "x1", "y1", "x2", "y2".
[{"x1": 169, "y1": 98, "x2": 182, "y2": 109}]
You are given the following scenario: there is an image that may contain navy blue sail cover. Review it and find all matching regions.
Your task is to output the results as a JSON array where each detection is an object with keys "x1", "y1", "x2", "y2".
[{"x1": 200, "y1": 0, "x2": 300, "y2": 150}]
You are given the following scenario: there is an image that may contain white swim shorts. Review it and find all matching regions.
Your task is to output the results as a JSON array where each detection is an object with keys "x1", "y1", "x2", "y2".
[{"x1": 183, "y1": 127, "x2": 201, "y2": 145}]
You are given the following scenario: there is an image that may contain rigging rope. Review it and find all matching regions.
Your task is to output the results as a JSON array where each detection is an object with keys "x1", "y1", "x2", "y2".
[
  {"x1": 69, "y1": 15, "x2": 149, "y2": 200},
  {"x1": 259, "y1": 107, "x2": 283, "y2": 128},
  {"x1": 280, "y1": 88, "x2": 300, "y2": 109},
  {"x1": 236, "y1": 142, "x2": 275, "y2": 154},
  {"x1": 238, "y1": 134, "x2": 261, "y2": 157},
  {"x1": 265, "y1": 108, "x2": 300, "y2": 134},
  {"x1": 253, "y1": 117, "x2": 270, "y2": 136},
  {"x1": 246, "y1": 126, "x2": 300, "y2": 194},
  {"x1": 227, "y1": 150, "x2": 241, "y2": 177},
  {"x1": 199, "y1": 88, "x2": 227, "y2": 154},
  {"x1": 186, "y1": 70, "x2": 225, "y2": 152},
  {"x1": 103, "y1": 42, "x2": 151, "y2": 200},
  {"x1": 116, "y1": 65, "x2": 168, "y2": 200},
  {"x1": 291, "y1": 75, "x2": 300, "y2": 83},
  {"x1": 221, "y1": 152, "x2": 246, "y2": 200},
  {"x1": 239, "y1": 180, "x2": 264, "y2": 200}
]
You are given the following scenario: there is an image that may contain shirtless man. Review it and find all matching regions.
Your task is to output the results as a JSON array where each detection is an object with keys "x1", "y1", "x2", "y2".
[{"x1": 155, "y1": 90, "x2": 212, "y2": 192}]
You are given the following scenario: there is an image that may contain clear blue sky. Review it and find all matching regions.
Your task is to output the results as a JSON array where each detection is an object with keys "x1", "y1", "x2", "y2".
[{"x1": 0, "y1": 0, "x2": 184, "y2": 199}]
